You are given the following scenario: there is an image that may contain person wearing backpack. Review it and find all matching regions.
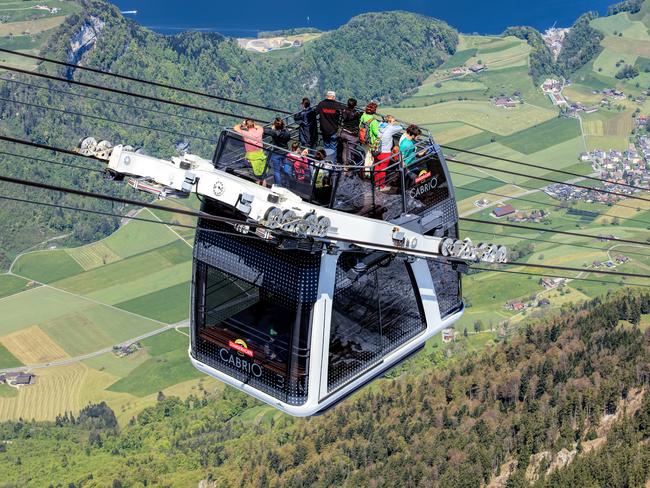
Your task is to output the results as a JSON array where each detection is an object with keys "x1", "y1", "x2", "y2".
[
  {"x1": 339, "y1": 98, "x2": 361, "y2": 168},
  {"x1": 373, "y1": 115, "x2": 402, "y2": 191},
  {"x1": 359, "y1": 102, "x2": 380, "y2": 176},
  {"x1": 264, "y1": 117, "x2": 291, "y2": 187}
]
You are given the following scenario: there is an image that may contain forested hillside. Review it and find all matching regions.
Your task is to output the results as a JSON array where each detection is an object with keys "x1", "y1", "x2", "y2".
[
  {"x1": 0, "y1": 291, "x2": 648, "y2": 487},
  {"x1": 0, "y1": 0, "x2": 457, "y2": 268}
]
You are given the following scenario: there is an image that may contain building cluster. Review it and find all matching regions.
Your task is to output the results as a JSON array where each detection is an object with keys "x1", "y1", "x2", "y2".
[
  {"x1": 540, "y1": 277, "x2": 566, "y2": 290},
  {"x1": 579, "y1": 145, "x2": 650, "y2": 191},
  {"x1": 0, "y1": 372, "x2": 35, "y2": 387},
  {"x1": 544, "y1": 182, "x2": 633, "y2": 205},
  {"x1": 542, "y1": 27, "x2": 570, "y2": 60},
  {"x1": 491, "y1": 204, "x2": 515, "y2": 218},
  {"x1": 596, "y1": 88, "x2": 627, "y2": 101},
  {"x1": 33, "y1": 5, "x2": 60, "y2": 14},
  {"x1": 507, "y1": 209, "x2": 548, "y2": 223},
  {"x1": 564, "y1": 101, "x2": 599, "y2": 117},
  {"x1": 113, "y1": 343, "x2": 140, "y2": 358},
  {"x1": 541, "y1": 79, "x2": 567, "y2": 106},
  {"x1": 492, "y1": 96, "x2": 519, "y2": 108}
]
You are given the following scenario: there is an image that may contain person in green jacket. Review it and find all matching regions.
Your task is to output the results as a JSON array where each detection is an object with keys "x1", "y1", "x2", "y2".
[{"x1": 359, "y1": 102, "x2": 380, "y2": 176}]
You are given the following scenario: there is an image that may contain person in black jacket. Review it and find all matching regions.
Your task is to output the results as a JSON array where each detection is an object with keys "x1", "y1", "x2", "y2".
[
  {"x1": 338, "y1": 98, "x2": 361, "y2": 168},
  {"x1": 264, "y1": 118, "x2": 291, "y2": 186},
  {"x1": 316, "y1": 90, "x2": 345, "y2": 163},
  {"x1": 293, "y1": 98, "x2": 318, "y2": 148}
]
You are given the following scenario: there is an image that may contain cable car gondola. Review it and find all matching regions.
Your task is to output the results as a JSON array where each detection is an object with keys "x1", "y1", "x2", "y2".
[{"x1": 80, "y1": 121, "x2": 506, "y2": 416}]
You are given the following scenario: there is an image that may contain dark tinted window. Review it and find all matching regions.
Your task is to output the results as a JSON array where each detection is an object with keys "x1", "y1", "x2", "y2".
[
  {"x1": 328, "y1": 254, "x2": 426, "y2": 392},
  {"x1": 193, "y1": 261, "x2": 312, "y2": 404}
]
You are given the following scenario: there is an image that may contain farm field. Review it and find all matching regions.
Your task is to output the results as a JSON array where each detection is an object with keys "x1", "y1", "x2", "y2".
[
  {"x1": 0, "y1": 274, "x2": 31, "y2": 299},
  {"x1": 388, "y1": 100, "x2": 556, "y2": 136},
  {"x1": 0, "y1": 196, "x2": 207, "y2": 423}
]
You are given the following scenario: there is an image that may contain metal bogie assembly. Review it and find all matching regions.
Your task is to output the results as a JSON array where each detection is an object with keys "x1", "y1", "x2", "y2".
[{"x1": 86, "y1": 125, "x2": 508, "y2": 416}]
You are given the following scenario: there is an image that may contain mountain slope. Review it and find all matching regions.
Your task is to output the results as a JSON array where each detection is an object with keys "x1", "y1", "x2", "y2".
[
  {"x1": 0, "y1": 291, "x2": 648, "y2": 487},
  {"x1": 0, "y1": 0, "x2": 458, "y2": 268}
]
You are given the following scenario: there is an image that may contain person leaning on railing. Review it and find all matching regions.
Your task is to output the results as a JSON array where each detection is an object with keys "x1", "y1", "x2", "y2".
[
  {"x1": 359, "y1": 102, "x2": 380, "y2": 175},
  {"x1": 338, "y1": 98, "x2": 361, "y2": 168},
  {"x1": 233, "y1": 119, "x2": 266, "y2": 186},
  {"x1": 400, "y1": 124, "x2": 429, "y2": 182},
  {"x1": 374, "y1": 115, "x2": 402, "y2": 192},
  {"x1": 264, "y1": 118, "x2": 291, "y2": 187}
]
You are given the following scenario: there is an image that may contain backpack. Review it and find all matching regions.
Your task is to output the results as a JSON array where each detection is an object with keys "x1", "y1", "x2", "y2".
[
  {"x1": 359, "y1": 116, "x2": 375, "y2": 145},
  {"x1": 370, "y1": 123, "x2": 387, "y2": 157}
]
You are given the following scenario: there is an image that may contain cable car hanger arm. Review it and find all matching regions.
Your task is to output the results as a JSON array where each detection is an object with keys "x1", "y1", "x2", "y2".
[{"x1": 88, "y1": 142, "x2": 507, "y2": 264}]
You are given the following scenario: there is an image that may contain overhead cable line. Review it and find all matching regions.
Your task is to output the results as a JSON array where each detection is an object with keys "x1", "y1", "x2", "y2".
[
  {"x1": 460, "y1": 216, "x2": 649, "y2": 247},
  {"x1": 0, "y1": 48, "x2": 291, "y2": 115},
  {"x1": 470, "y1": 266, "x2": 650, "y2": 289},
  {"x1": 2, "y1": 135, "x2": 649, "y2": 248},
  {"x1": 0, "y1": 96, "x2": 218, "y2": 144},
  {"x1": 3, "y1": 190, "x2": 649, "y2": 288},
  {"x1": 1, "y1": 169, "x2": 649, "y2": 281},
  {"x1": 444, "y1": 144, "x2": 650, "y2": 195},
  {"x1": 1, "y1": 77, "x2": 219, "y2": 126},
  {"x1": 460, "y1": 226, "x2": 650, "y2": 258},
  {"x1": 0, "y1": 149, "x2": 103, "y2": 174},
  {"x1": 0, "y1": 64, "x2": 267, "y2": 123},
  {"x1": 447, "y1": 156, "x2": 650, "y2": 204},
  {"x1": 450, "y1": 170, "x2": 650, "y2": 225}
]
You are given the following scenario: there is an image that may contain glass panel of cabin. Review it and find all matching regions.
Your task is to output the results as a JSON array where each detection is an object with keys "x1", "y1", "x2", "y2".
[{"x1": 327, "y1": 254, "x2": 426, "y2": 392}]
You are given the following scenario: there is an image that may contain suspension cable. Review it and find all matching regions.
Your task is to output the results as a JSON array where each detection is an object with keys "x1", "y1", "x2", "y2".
[
  {"x1": 0, "y1": 48, "x2": 292, "y2": 115},
  {"x1": 0, "y1": 64, "x2": 267, "y2": 123},
  {"x1": 447, "y1": 156, "x2": 650, "y2": 204},
  {"x1": 444, "y1": 144, "x2": 649, "y2": 194},
  {"x1": 0, "y1": 96, "x2": 218, "y2": 144}
]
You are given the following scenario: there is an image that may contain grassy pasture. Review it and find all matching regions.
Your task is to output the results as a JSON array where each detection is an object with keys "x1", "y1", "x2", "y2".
[
  {"x1": 498, "y1": 117, "x2": 582, "y2": 155},
  {"x1": 103, "y1": 216, "x2": 179, "y2": 259},
  {"x1": 601, "y1": 35, "x2": 650, "y2": 57},
  {"x1": 438, "y1": 48, "x2": 477, "y2": 69},
  {"x1": 107, "y1": 330, "x2": 199, "y2": 397},
  {"x1": 591, "y1": 13, "x2": 650, "y2": 40},
  {"x1": 53, "y1": 241, "x2": 192, "y2": 304},
  {"x1": 593, "y1": 47, "x2": 638, "y2": 78},
  {"x1": 0, "y1": 343, "x2": 22, "y2": 368},
  {"x1": 388, "y1": 100, "x2": 556, "y2": 136},
  {"x1": 0, "y1": 384, "x2": 17, "y2": 398},
  {"x1": 12, "y1": 250, "x2": 83, "y2": 283},
  {"x1": 66, "y1": 241, "x2": 121, "y2": 271},
  {"x1": 414, "y1": 80, "x2": 487, "y2": 97},
  {"x1": 0, "y1": 14, "x2": 66, "y2": 36},
  {"x1": 424, "y1": 122, "x2": 483, "y2": 144},
  {"x1": 467, "y1": 39, "x2": 530, "y2": 70},
  {"x1": 115, "y1": 281, "x2": 191, "y2": 324},
  {"x1": 83, "y1": 350, "x2": 150, "y2": 379},
  {"x1": 41, "y1": 305, "x2": 163, "y2": 357},
  {"x1": 0, "y1": 274, "x2": 30, "y2": 299}
]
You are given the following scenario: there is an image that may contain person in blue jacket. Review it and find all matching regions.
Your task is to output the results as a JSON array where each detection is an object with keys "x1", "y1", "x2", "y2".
[{"x1": 293, "y1": 98, "x2": 318, "y2": 148}]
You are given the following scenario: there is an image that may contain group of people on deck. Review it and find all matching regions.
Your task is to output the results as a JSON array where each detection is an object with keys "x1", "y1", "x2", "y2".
[{"x1": 233, "y1": 90, "x2": 426, "y2": 193}]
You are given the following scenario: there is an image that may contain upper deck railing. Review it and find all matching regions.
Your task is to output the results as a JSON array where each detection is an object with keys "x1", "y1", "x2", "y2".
[{"x1": 212, "y1": 127, "x2": 452, "y2": 227}]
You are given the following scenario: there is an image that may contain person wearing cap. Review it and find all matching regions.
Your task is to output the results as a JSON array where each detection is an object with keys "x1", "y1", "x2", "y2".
[
  {"x1": 316, "y1": 90, "x2": 345, "y2": 163},
  {"x1": 293, "y1": 98, "x2": 318, "y2": 148}
]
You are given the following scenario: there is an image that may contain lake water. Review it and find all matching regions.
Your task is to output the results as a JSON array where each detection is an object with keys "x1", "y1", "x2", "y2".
[{"x1": 110, "y1": 0, "x2": 614, "y2": 37}]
